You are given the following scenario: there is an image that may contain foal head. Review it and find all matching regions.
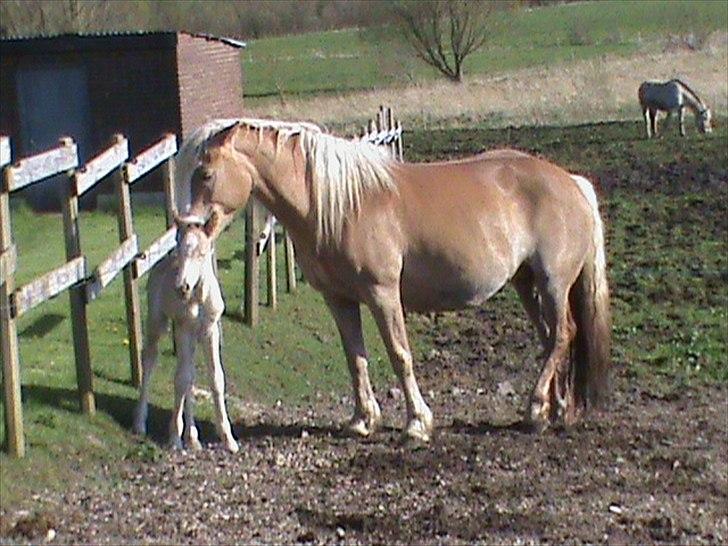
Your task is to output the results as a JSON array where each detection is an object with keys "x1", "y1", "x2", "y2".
[
  {"x1": 174, "y1": 215, "x2": 216, "y2": 299},
  {"x1": 697, "y1": 108, "x2": 712, "y2": 134}
]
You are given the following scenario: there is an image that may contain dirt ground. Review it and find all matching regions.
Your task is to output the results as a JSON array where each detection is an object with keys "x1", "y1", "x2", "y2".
[{"x1": 3, "y1": 303, "x2": 726, "y2": 545}]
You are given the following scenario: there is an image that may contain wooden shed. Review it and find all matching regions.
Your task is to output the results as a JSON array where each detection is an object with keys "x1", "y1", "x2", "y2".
[{"x1": 0, "y1": 31, "x2": 245, "y2": 209}]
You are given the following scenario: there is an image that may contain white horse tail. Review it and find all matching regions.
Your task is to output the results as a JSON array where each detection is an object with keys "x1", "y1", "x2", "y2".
[{"x1": 570, "y1": 175, "x2": 611, "y2": 411}]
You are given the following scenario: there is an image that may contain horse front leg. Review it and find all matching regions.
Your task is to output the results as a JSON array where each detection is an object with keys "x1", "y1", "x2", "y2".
[
  {"x1": 643, "y1": 108, "x2": 652, "y2": 139},
  {"x1": 678, "y1": 106, "x2": 686, "y2": 136},
  {"x1": 325, "y1": 295, "x2": 381, "y2": 437},
  {"x1": 201, "y1": 318, "x2": 239, "y2": 453},
  {"x1": 368, "y1": 286, "x2": 433, "y2": 442}
]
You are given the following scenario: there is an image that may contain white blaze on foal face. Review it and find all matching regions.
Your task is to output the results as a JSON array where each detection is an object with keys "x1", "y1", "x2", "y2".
[{"x1": 175, "y1": 225, "x2": 208, "y2": 298}]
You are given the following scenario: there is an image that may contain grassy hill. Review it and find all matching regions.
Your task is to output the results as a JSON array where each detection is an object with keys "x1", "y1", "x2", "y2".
[{"x1": 243, "y1": 0, "x2": 727, "y2": 98}]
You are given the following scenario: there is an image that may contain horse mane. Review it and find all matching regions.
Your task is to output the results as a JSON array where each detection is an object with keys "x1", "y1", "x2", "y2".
[
  {"x1": 176, "y1": 117, "x2": 396, "y2": 246},
  {"x1": 670, "y1": 79, "x2": 707, "y2": 110},
  {"x1": 299, "y1": 130, "x2": 396, "y2": 246}
]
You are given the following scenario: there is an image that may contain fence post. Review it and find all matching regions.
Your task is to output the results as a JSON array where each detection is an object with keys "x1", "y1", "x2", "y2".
[
  {"x1": 284, "y1": 230, "x2": 296, "y2": 292},
  {"x1": 0, "y1": 141, "x2": 24, "y2": 457},
  {"x1": 396, "y1": 120, "x2": 404, "y2": 161},
  {"x1": 267, "y1": 223, "x2": 277, "y2": 309},
  {"x1": 115, "y1": 143, "x2": 144, "y2": 387},
  {"x1": 387, "y1": 107, "x2": 396, "y2": 157},
  {"x1": 60, "y1": 137, "x2": 95, "y2": 415},
  {"x1": 243, "y1": 202, "x2": 259, "y2": 326}
]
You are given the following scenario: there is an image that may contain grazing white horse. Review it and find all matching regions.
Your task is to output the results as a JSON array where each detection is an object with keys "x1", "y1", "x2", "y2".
[
  {"x1": 638, "y1": 79, "x2": 712, "y2": 138},
  {"x1": 133, "y1": 216, "x2": 239, "y2": 453}
]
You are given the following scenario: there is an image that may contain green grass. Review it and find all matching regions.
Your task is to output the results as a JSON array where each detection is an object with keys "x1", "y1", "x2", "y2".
[
  {"x1": 243, "y1": 0, "x2": 727, "y2": 97},
  {"x1": 1, "y1": 119, "x2": 726, "y2": 511}
]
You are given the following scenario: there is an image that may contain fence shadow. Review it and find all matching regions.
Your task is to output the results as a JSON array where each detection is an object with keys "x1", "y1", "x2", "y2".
[
  {"x1": 20, "y1": 384, "x2": 217, "y2": 446},
  {"x1": 18, "y1": 313, "x2": 65, "y2": 338}
]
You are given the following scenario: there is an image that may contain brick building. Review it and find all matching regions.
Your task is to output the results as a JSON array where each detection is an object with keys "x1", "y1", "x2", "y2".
[{"x1": 0, "y1": 32, "x2": 245, "y2": 209}]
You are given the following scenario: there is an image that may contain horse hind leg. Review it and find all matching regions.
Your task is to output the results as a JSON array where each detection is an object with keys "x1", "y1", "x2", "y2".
[
  {"x1": 528, "y1": 274, "x2": 578, "y2": 430},
  {"x1": 512, "y1": 264, "x2": 550, "y2": 354}
]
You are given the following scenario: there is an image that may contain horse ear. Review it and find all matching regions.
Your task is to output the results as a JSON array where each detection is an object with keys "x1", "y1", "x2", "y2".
[{"x1": 203, "y1": 209, "x2": 222, "y2": 239}]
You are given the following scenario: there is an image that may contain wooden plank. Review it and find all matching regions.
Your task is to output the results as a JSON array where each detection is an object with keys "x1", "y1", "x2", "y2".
[
  {"x1": 85, "y1": 235, "x2": 139, "y2": 302},
  {"x1": 0, "y1": 243, "x2": 17, "y2": 286},
  {"x1": 133, "y1": 226, "x2": 177, "y2": 279},
  {"x1": 256, "y1": 215, "x2": 277, "y2": 256},
  {"x1": 396, "y1": 120, "x2": 404, "y2": 161},
  {"x1": 284, "y1": 231, "x2": 296, "y2": 293},
  {"x1": 162, "y1": 157, "x2": 177, "y2": 227},
  {"x1": 75, "y1": 135, "x2": 129, "y2": 197},
  {"x1": 267, "y1": 223, "x2": 277, "y2": 309},
  {"x1": 243, "y1": 202, "x2": 259, "y2": 326},
  {"x1": 125, "y1": 134, "x2": 177, "y2": 184},
  {"x1": 6, "y1": 139, "x2": 77, "y2": 192},
  {"x1": 0, "y1": 136, "x2": 10, "y2": 168},
  {"x1": 0, "y1": 174, "x2": 24, "y2": 457},
  {"x1": 115, "y1": 171, "x2": 143, "y2": 387},
  {"x1": 13, "y1": 256, "x2": 86, "y2": 317},
  {"x1": 61, "y1": 173, "x2": 95, "y2": 415}
]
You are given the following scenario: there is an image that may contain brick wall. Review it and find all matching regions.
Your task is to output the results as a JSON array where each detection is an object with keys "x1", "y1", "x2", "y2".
[{"x1": 176, "y1": 33, "x2": 245, "y2": 138}]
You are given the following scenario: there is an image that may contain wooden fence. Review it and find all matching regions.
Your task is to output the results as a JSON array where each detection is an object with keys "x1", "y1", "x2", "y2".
[
  {"x1": 0, "y1": 133, "x2": 178, "y2": 458},
  {"x1": 1, "y1": 107, "x2": 403, "y2": 456}
]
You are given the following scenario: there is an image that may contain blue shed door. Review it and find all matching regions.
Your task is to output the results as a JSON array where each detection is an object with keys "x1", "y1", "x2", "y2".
[{"x1": 16, "y1": 64, "x2": 92, "y2": 210}]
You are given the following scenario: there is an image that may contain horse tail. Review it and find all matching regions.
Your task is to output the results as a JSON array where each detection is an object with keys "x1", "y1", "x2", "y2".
[{"x1": 569, "y1": 175, "x2": 612, "y2": 411}]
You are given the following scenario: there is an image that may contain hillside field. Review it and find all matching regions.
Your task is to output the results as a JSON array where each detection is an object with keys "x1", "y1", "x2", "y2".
[{"x1": 243, "y1": 0, "x2": 727, "y2": 98}]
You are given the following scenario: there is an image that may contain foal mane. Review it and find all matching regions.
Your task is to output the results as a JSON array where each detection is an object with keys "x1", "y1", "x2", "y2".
[{"x1": 177, "y1": 117, "x2": 397, "y2": 246}]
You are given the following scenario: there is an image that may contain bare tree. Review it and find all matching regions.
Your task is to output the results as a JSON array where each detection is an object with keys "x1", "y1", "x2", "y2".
[{"x1": 392, "y1": 0, "x2": 513, "y2": 82}]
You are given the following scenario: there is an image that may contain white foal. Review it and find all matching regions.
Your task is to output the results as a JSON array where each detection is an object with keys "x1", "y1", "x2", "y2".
[{"x1": 133, "y1": 215, "x2": 239, "y2": 453}]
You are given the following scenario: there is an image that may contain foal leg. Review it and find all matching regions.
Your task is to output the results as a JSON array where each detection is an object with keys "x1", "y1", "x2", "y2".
[
  {"x1": 169, "y1": 326, "x2": 196, "y2": 450},
  {"x1": 133, "y1": 313, "x2": 167, "y2": 435},
  {"x1": 182, "y1": 359, "x2": 202, "y2": 451},
  {"x1": 325, "y1": 295, "x2": 381, "y2": 436},
  {"x1": 368, "y1": 287, "x2": 432, "y2": 441},
  {"x1": 201, "y1": 319, "x2": 239, "y2": 453}
]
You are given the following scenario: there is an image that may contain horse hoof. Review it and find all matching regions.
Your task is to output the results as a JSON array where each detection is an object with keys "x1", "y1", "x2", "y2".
[
  {"x1": 224, "y1": 439, "x2": 240, "y2": 454},
  {"x1": 187, "y1": 438, "x2": 203, "y2": 451},
  {"x1": 347, "y1": 419, "x2": 373, "y2": 438},
  {"x1": 132, "y1": 422, "x2": 146, "y2": 436},
  {"x1": 168, "y1": 438, "x2": 184, "y2": 451},
  {"x1": 404, "y1": 419, "x2": 432, "y2": 443}
]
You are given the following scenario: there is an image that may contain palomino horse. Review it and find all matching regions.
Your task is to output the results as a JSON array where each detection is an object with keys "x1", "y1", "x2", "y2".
[
  {"x1": 177, "y1": 119, "x2": 611, "y2": 441},
  {"x1": 133, "y1": 216, "x2": 239, "y2": 453}
]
